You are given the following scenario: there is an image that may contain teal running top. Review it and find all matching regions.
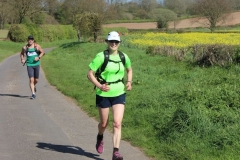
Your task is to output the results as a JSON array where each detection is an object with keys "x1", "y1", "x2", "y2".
[{"x1": 26, "y1": 48, "x2": 40, "y2": 66}]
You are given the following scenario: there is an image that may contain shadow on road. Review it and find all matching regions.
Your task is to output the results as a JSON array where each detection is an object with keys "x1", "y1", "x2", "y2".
[
  {"x1": 0, "y1": 94, "x2": 29, "y2": 98},
  {"x1": 36, "y1": 142, "x2": 103, "y2": 160}
]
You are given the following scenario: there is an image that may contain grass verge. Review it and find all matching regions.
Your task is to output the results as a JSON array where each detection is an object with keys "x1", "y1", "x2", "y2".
[{"x1": 0, "y1": 41, "x2": 24, "y2": 62}]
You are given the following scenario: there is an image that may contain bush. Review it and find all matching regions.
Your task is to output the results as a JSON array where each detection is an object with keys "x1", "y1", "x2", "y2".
[
  {"x1": 192, "y1": 44, "x2": 234, "y2": 67},
  {"x1": 145, "y1": 44, "x2": 240, "y2": 67},
  {"x1": 146, "y1": 46, "x2": 187, "y2": 61},
  {"x1": 233, "y1": 46, "x2": 240, "y2": 63},
  {"x1": 8, "y1": 24, "x2": 29, "y2": 42},
  {"x1": 8, "y1": 24, "x2": 77, "y2": 42},
  {"x1": 157, "y1": 17, "x2": 168, "y2": 29}
]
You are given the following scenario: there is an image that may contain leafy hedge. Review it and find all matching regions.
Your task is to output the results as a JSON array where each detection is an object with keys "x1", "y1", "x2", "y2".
[
  {"x1": 146, "y1": 44, "x2": 240, "y2": 67},
  {"x1": 8, "y1": 24, "x2": 77, "y2": 42}
]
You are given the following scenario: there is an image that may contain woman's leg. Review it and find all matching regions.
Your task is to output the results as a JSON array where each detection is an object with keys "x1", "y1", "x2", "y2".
[
  {"x1": 33, "y1": 65, "x2": 40, "y2": 92},
  {"x1": 29, "y1": 77, "x2": 35, "y2": 94},
  {"x1": 112, "y1": 104, "x2": 125, "y2": 148},
  {"x1": 98, "y1": 107, "x2": 109, "y2": 134},
  {"x1": 96, "y1": 107, "x2": 109, "y2": 154},
  {"x1": 27, "y1": 66, "x2": 35, "y2": 94},
  {"x1": 34, "y1": 78, "x2": 38, "y2": 86}
]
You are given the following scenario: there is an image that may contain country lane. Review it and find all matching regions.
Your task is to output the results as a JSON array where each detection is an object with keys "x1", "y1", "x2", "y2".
[{"x1": 0, "y1": 48, "x2": 150, "y2": 160}]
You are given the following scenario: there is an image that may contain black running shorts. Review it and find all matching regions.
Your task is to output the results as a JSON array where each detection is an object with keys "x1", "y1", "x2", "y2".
[
  {"x1": 27, "y1": 65, "x2": 40, "y2": 79},
  {"x1": 96, "y1": 93, "x2": 126, "y2": 108}
]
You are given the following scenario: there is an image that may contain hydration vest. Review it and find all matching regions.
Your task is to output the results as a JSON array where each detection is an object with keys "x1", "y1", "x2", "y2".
[{"x1": 94, "y1": 50, "x2": 126, "y2": 89}]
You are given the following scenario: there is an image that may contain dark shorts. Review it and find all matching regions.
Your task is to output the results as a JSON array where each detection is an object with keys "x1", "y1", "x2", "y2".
[
  {"x1": 96, "y1": 93, "x2": 126, "y2": 108},
  {"x1": 27, "y1": 65, "x2": 40, "y2": 79}
]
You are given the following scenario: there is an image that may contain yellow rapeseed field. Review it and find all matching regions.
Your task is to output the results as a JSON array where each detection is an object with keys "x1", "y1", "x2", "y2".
[{"x1": 127, "y1": 32, "x2": 240, "y2": 49}]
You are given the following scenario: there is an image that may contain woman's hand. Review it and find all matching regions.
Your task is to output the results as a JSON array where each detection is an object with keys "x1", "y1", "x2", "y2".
[
  {"x1": 34, "y1": 57, "x2": 40, "y2": 61},
  {"x1": 21, "y1": 59, "x2": 25, "y2": 64},
  {"x1": 126, "y1": 81, "x2": 132, "y2": 91},
  {"x1": 100, "y1": 83, "x2": 110, "y2": 92}
]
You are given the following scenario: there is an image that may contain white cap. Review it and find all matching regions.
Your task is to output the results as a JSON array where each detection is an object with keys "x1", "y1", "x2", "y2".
[{"x1": 107, "y1": 31, "x2": 120, "y2": 41}]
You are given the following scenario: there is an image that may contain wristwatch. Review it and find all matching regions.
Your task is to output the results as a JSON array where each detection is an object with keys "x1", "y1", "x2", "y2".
[{"x1": 38, "y1": 56, "x2": 41, "y2": 59}]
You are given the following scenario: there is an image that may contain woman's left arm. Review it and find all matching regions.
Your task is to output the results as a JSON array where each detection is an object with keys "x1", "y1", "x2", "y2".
[
  {"x1": 37, "y1": 44, "x2": 44, "y2": 58},
  {"x1": 126, "y1": 67, "x2": 132, "y2": 91}
]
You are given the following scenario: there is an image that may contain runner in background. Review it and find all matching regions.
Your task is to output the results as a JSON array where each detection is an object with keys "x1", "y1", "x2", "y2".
[{"x1": 20, "y1": 35, "x2": 44, "y2": 99}]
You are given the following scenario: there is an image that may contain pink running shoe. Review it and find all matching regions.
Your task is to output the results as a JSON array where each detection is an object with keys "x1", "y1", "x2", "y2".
[
  {"x1": 112, "y1": 151, "x2": 123, "y2": 160},
  {"x1": 96, "y1": 140, "x2": 104, "y2": 154}
]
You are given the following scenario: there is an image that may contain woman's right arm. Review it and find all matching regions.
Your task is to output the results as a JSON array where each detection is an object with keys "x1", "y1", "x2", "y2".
[
  {"x1": 87, "y1": 70, "x2": 102, "y2": 88},
  {"x1": 20, "y1": 47, "x2": 25, "y2": 64},
  {"x1": 87, "y1": 70, "x2": 110, "y2": 92}
]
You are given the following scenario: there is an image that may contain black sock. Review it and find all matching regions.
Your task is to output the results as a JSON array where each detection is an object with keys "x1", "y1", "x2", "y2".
[
  {"x1": 97, "y1": 134, "x2": 103, "y2": 140},
  {"x1": 113, "y1": 148, "x2": 119, "y2": 153}
]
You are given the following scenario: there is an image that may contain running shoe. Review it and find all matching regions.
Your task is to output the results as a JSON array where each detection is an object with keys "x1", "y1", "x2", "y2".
[
  {"x1": 34, "y1": 86, "x2": 37, "y2": 93},
  {"x1": 30, "y1": 94, "x2": 36, "y2": 99},
  {"x1": 112, "y1": 151, "x2": 123, "y2": 160},
  {"x1": 96, "y1": 140, "x2": 104, "y2": 154}
]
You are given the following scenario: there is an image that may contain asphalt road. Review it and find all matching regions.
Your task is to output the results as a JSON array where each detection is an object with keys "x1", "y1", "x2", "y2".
[{"x1": 0, "y1": 48, "x2": 150, "y2": 160}]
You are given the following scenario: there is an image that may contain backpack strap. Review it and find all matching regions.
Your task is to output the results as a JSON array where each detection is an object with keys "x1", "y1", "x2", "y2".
[
  {"x1": 101, "y1": 50, "x2": 110, "y2": 73},
  {"x1": 95, "y1": 50, "x2": 109, "y2": 76},
  {"x1": 118, "y1": 51, "x2": 125, "y2": 66},
  {"x1": 94, "y1": 50, "x2": 109, "y2": 89}
]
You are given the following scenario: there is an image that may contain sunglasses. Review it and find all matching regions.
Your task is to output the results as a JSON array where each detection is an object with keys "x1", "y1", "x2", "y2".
[{"x1": 108, "y1": 40, "x2": 120, "y2": 44}]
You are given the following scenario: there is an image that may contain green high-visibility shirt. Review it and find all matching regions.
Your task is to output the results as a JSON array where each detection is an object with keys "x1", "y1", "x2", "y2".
[{"x1": 89, "y1": 51, "x2": 131, "y2": 97}]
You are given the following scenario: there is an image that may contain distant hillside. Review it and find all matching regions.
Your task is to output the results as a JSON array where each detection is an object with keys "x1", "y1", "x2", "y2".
[
  {"x1": 103, "y1": 11, "x2": 240, "y2": 29},
  {"x1": 168, "y1": 11, "x2": 240, "y2": 29}
]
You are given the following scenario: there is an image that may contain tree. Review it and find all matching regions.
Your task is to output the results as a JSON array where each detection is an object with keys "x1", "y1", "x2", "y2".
[
  {"x1": 9, "y1": 0, "x2": 47, "y2": 24},
  {"x1": 164, "y1": 0, "x2": 193, "y2": 16},
  {"x1": 105, "y1": 0, "x2": 127, "y2": 4},
  {"x1": 151, "y1": 8, "x2": 177, "y2": 28},
  {"x1": 139, "y1": 0, "x2": 158, "y2": 12},
  {"x1": 43, "y1": 0, "x2": 60, "y2": 15},
  {"x1": 229, "y1": 0, "x2": 240, "y2": 10},
  {"x1": 56, "y1": 0, "x2": 108, "y2": 24},
  {"x1": 149, "y1": 8, "x2": 177, "y2": 20},
  {"x1": 0, "y1": 0, "x2": 12, "y2": 29},
  {"x1": 135, "y1": 9, "x2": 149, "y2": 19},
  {"x1": 73, "y1": 12, "x2": 102, "y2": 42},
  {"x1": 193, "y1": 0, "x2": 232, "y2": 32}
]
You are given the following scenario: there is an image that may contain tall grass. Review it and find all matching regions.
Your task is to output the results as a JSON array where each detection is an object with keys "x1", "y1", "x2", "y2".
[{"x1": 41, "y1": 42, "x2": 240, "y2": 160}]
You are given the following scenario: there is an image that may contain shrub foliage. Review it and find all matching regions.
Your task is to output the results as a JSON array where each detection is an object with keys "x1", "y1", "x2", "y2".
[
  {"x1": 8, "y1": 24, "x2": 77, "y2": 42},
  {"x1": 146, "y1": 44, "x2": 240, "y2": 67}
]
